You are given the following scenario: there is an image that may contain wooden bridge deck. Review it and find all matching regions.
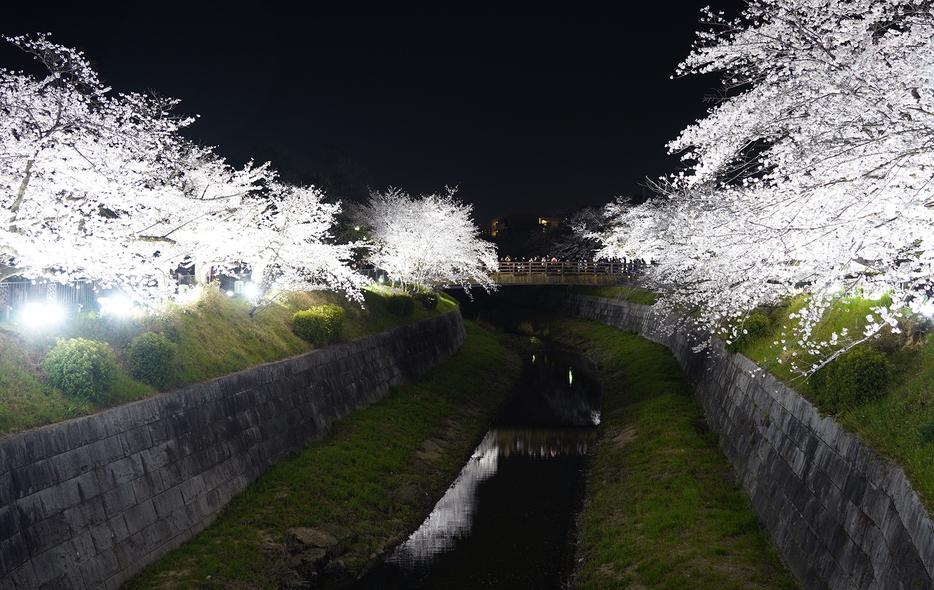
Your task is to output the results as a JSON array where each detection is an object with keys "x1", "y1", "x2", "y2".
[{"x1": 490, "y1": 260, "x2": 643, "y2": 285}]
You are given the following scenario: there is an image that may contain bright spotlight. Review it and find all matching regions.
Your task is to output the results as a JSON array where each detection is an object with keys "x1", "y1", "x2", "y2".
[
  {"x1": 98, "y1": 295, "x2": 134, "y2": 317},
  {"x1": 21, "y1": 302, "x2": 64, "y2": 327},
  {"x1": 243, "y1": 282, "x2": 261, "y2": 300},
  {"x1": 225, "y1": 290, "x2": 235, "y2": 297},
  {"x1": 176, "y1": 284, "x2": 200, "y2": 304}
]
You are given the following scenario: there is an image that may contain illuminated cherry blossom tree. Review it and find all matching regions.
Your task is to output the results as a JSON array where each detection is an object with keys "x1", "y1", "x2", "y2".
[
  {"x1": 595, "y1": 0, "x2": 934, "y2": 373},
  {"x1": 0, "y1": 34, "x2": 363, "y2": 305},
  {"x1": 202, "y1": 181, "x2": 368, "y2": 312},
  {"x1": 355, "y1": 187, "x2": 498, "y2": 293}
]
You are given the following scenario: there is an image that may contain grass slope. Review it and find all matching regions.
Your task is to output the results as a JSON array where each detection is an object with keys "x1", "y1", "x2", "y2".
[
  {"x1": 731, "y1": 295, "x2": 934, "y2": 512},
  {"x1": 476, "y1": 300, "x2": 799, "y2": 590},
  {"x1": 124, "y1": 320, "x2": 521, "y2": 589},
  {"x1": 565, "y1": 286, "x2": 934, "y2": 519},
  {"x1": 0, "y1": 286, "x2": 455, "y2": 435}
]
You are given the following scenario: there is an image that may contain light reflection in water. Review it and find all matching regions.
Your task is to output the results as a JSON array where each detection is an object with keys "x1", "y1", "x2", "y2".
[
  {"x1": 348, "y1": 349, "x2": 602, "y2": 589},
  {"x1": 388, "y1": 431, "x2": 498, "y2": 566},
  {"x1": 388, "y1": 426, "x2": 598, "y2": 568}
]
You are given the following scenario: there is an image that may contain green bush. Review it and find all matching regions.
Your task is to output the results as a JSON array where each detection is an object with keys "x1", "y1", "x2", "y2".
[
  {"x1": 128, "y1": 332, "x2": 176, "y2": 389},
  {"x1": 726, "y1": 312, "x2": 771, "y2": 354},
  {"x1": 385, "y1": 294, "x2": 415, "y2": 317},
  {"x1": 810, "y1": 345, "x2": 890, "y2": 414},
  {"x1": 919, "y1": 421, "x2": 934, "y2": 445},
  {"x1": 293, "y1": 304, "x2": 345, "y2": 345},
  {"x1": 40, "y1": 338, "x2": 119, "y2": 404},
  {"x1": 414, "y1": 292, "x2": 438, "y2": 311}
]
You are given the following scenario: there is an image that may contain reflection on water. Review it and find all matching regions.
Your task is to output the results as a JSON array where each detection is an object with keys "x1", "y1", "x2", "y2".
[
  {"x1": 351, "y1": 349, "x2": 601, "y2": 589},
  {"x1": 389, "y1": 431, "x2": 499, "y2": 565},
  {"x1": 389, "y1": 427, "x2": 598, "y2": 567}
]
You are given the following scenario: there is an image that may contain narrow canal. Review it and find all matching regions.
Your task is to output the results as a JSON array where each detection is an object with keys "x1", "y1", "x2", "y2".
[{"x1": 349, "y1": 347, "x2": 602, "y2": 589}]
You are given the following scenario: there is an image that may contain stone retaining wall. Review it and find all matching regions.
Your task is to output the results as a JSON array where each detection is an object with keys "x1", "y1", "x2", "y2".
[
  {"x1": 0, "y1": 309, "x2": 466, "y2": 590},
  {"x1": 534, "y1": 291, "x2": 934, "y2": 590}
]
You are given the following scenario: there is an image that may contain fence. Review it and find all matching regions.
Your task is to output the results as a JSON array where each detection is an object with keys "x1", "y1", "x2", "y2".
[
  {"x1": 493, "y1": 259, "x2": 644, "y2": 277},
  {"x1": 0, "y1": 260, "x2": 644, "y2": 318},
  {"x1": 0, "y1": 279, "x2": 101, "y2": 317}
]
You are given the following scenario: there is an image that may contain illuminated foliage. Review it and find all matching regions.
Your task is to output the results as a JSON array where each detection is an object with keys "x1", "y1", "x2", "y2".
[
  {"x1": 356, "y1": 187, "x2": 498, "y2": 294},
  {"x1": 0, "y1": 35, "x2": 363, "y2": 305},
  {"x1": 594, "y1": 0, "x2": 934, "y2": 373}
]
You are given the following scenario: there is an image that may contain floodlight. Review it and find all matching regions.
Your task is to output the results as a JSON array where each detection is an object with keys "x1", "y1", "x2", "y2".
[
  {"x1": 176, "y1": 284, "x2": 200, "y2": 304},
  {"x1": 21, "y1": 302, "x2": 64, "y2": 326},
  {"x1": 243, "y1": 282, "x2": 261, "y2": 300},
  {"x1": 98, "y1": 295, "x2": 134, "y2": 317}
]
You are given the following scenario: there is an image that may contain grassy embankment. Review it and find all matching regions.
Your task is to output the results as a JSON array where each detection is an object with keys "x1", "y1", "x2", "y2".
[
  {"x1": 574, "y1": 284, "x2": 934, "y2": 516},
  {"x1": 451, "y1": 291, "x2": 798, "y2": 589},
  {"x1": 544, "y1": 317, "x2": 798, "y2": 589},
  {"x1": 0, "y1": 285, "x2": 455, "y2": 435},
  {"x1": 125, "y1": 320, "x2": 522, "y2": 589},
  {"x1": 730, "y1": 295, "x2": 934, "y2": 512}
]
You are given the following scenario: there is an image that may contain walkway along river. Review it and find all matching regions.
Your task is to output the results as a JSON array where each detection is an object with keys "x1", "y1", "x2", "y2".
[{"x1": 347, "y1": 347, "x2": 602, "y2": 589}]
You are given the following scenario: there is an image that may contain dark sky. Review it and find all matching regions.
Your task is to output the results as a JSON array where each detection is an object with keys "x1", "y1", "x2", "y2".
[{"x1": 2, "y1": 1, "x2": 744, "y2": 227}]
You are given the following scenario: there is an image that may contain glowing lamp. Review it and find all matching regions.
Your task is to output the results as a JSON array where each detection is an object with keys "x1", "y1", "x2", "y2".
[
  {"x1": 21, "y1": 302, "x2": 64, "y2": 326},
  {"x1": 243, "y1": 282, "x2": 261, "y2": 300},
  {"x1": 98, "y1": 295, "x2": 134, "y2": 317}
]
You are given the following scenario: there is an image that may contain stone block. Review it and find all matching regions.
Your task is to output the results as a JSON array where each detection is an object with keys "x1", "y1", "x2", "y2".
[
  {"x1": 2, "y1": 558, "x2": 38, "y2": 590},
  {"x1": 120, "y1": 426, "x2": 153, "y2": 457},
  {"x1": 0, "y1": 530, "x2": 30, "y2": 579},
  {"x1": 100, "y1": 481, "x2": 138, "y2": 515},
  {"x1": 109, "y1": 454, "x2": 145, "y2": 488},
  {"x1": 178, "y1": 474, "x2": 206, "y2": 504},
  {"x1": 28, "y1": 538, "x2": 78, "y2": 586},
  {"x1": 131, "y1": 470, "x2": 166, "y2": 504},
  {"x1": 10, "y1": 457, "x2": 59, "y2": 497},
  {"x1": 151, "y1": 486, "x2": 185, "y2": 520},
  {"x1": 83, "y1": 437, "x2": 127, "y2": 471},
  {"x1": 63, "y1": 494, "x2": 107, "y2": 530},
  {"x1": 75, "y1": 548, "x2": 113, "y2": 590},
  {"x1": 123, "y1": 498, "x2": 158, "y2": 539}
]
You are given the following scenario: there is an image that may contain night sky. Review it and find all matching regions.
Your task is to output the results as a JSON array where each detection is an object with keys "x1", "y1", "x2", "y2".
[{"x1": 2, "y1": 1, "x2": 744, "y2": 227}]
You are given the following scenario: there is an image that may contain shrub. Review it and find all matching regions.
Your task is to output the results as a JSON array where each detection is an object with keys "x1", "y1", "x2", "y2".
[
  {"x1": 293, "y1": 304, "x2": 345, "y2": 345},
  {"x1": 127, "y1": 332, "x2": 176, "y2": 389},
  {"x1": 919, "y1": 421, "x2": 934, "y2": 445},
  {"x1": 414, "y1": 292, "x2": 438, "y2": 311},
  {"x1": 726, "y1": 312, "x2": 771, "y2": 354},
  {"x1": 40, "y1": 338, "x2": 119, "y2": 404},
  {"x1": 810, "y1": 345, "x2": 890, "y2": 414},
  {"x1": 385, "y1": 294, "x2": 415, "y2": 317}
]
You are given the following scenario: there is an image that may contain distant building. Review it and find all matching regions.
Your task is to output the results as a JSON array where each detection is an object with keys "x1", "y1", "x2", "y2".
[
  {"x1": 491, "y1": 214, "x2": 539, "y2": 239},
  {"x1": 490, "y1": 213, "x2": 570, "y2": 258},
  {"x1": 537, "y1": 216, "x2": 567, "y2": 232},
  {"x1": 491, "y1": 213, "x2": 567, "y2": 238}
]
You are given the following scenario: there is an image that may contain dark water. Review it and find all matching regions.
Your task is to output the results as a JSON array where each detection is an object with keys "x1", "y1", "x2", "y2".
[{"x1": 349, "y1": 348, "x2": 601, "y2": 589}]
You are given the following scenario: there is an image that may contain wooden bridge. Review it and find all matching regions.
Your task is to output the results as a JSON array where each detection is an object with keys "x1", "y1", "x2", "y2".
[
  {"x1": 0, "y1": 260, "x2": 645, "y2": 317},
  {"x1": 490, "y1": 259, "x2": 644, "y2": 285}
]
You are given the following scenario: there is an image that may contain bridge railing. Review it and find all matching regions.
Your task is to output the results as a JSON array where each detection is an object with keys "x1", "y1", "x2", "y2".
[
  {"x1": 493, "y1": 259, "x2": 645, "y2": 276},
  {"x1": 0, "y1": 279, "x2": 100, "y2": 315},
  {"x1": 0, "y1": 259, "x2": 643, "y2": 315}
]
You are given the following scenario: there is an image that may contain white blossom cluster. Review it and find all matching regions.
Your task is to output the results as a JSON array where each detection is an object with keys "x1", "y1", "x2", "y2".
[
  {"x1": 0, "y1": 35, "x2": 365, "y2": 306},
  {"x1": 594, "y1": 0, "x2": 934, "y2": 374},
  {"x1": 355, "y1": 187, "x2": 498, "y2": 294}
]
